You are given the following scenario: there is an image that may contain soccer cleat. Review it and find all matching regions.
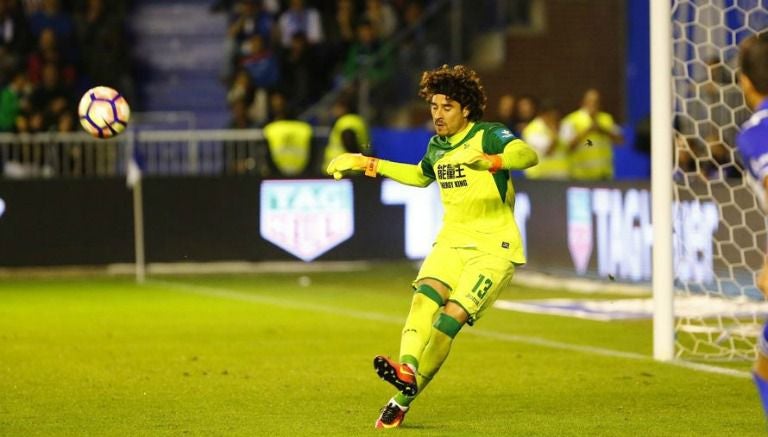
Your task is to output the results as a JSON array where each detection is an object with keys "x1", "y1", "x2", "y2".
[
  {"x1": 375, "y1": 400, "x2": 408, "y2": 429},
  {"x1": 373, "y1": 355, "x2": 418, "y2": 396}
]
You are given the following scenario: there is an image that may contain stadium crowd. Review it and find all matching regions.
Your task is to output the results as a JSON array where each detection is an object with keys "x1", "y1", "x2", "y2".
[
  {"x1": 215, "y1": 0, "x2": 451, "y2": 177},
  {"x1": 216, "y1": 0, "x2": 444, "y2": 128},
  {"x1": 0, "y1": 0, "x2": 742, "y2": 182},
  {"x1": 0, "y1": 0, "x2": 132, "y2": 134}
]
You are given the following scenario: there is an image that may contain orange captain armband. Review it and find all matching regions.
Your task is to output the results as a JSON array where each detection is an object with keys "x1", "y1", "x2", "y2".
[
  {"x1": 488, "y1": 154, "x2": 503, "y2": 173},
  {"x1": 364, "y1": 157, "x2": 380, "y2": 177}
]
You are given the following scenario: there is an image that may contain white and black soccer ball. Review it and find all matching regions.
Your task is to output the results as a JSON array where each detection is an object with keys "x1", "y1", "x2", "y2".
[{"x1": 78, "y1": 86, "x2": 130, "y2": 139}]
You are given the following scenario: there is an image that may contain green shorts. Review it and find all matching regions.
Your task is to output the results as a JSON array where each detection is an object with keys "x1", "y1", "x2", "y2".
[{"x1": 413, "y1": 244, "x2": 516, "y2": 325}]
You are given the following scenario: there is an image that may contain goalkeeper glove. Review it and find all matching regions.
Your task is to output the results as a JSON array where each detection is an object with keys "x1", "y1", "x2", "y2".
[
  {"x1": 326, "y1": 153, "x2": 380, "y2": 180},
  {"x1": 445, "y1": 147, "x2": 503, "y2": 172}
]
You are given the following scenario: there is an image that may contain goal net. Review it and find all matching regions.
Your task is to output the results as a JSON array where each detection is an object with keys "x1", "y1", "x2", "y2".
[{"x1": 671, "y1": 0, "x2": 768, "y2": 360}]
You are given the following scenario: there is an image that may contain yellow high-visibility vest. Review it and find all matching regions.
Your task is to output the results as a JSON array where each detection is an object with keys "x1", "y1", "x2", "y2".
[
  {"x1": 561, "y1": 109, "x2": 616, "y2": 180},
  {"x1": 263, "y1": 120, "x2": 313, "y2": 176},
  {"x1": 522, "y1": 117, "x2": 569, "y2": 180},
  {"x1": 322, "y1": 114, "x2": 370, "y2": 170}
]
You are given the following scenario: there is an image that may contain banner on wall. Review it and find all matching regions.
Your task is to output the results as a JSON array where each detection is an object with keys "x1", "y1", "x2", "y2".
[
  {"x1": 0, "y1": 178, "x2": 740, "y2": 273},
  {"x1": 380, "y1": 179, "x2": 531, "y2": 260},
  {"x1": 382, "y1": 179, "x2": 723, "y2": 283},
  {"x1": 260, "y1": 179, "x2": 354, "y2": 261}
]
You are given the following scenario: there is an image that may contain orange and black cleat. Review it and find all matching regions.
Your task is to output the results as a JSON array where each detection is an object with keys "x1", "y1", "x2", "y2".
[
  {"x1": 373, "y1": 355, "x2": 418, "y2": 396},
  {"x1": 374, "y1": 400, "x2": 408, "y2": 429}
]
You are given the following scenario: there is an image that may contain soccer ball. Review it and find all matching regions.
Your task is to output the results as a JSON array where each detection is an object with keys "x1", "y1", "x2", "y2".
[{"x1": 78, "y1": 86, "x2": 130, "y2": 138}]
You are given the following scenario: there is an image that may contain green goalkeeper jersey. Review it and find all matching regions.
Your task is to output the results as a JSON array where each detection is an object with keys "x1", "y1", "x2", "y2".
[{"x1": 419, "y1": 121, "x2": 526, "y2": 264}]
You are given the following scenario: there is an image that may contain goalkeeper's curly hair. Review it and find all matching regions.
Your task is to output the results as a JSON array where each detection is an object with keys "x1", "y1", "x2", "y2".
[{"x1": 418, "y1": 64, "x2": 487, "y2": 121}]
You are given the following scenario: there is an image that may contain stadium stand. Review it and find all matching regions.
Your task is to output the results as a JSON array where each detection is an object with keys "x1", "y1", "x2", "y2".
[{"x1": 131, "y1": 0, "x2": 229, "y2": 129}]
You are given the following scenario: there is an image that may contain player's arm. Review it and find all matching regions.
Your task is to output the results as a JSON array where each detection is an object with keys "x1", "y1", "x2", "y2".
[
  {"x1": 497, "y1": 138, "x2": 540, "y2": 170},
  {"x1": 446, "y1": 138, "x2": 538, "y2": 172},
  {"x1": 326, "y1": 153, "x2": 433, "y2": 187}
]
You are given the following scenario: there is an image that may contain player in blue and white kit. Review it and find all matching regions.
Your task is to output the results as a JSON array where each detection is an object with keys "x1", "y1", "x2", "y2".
[{"x1": 734, "y1": 32, "x2": 768, "y2": 419}]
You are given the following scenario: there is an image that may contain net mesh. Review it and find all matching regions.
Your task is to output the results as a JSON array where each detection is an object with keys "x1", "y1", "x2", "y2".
[{"x1": 671, "y1": 0, "x2": 768, "y2": 360}]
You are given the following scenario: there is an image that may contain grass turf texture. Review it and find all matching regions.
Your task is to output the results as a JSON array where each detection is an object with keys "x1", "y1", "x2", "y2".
[{"x1": 0, "y1": 262, "x2": 763, "y2": 436}]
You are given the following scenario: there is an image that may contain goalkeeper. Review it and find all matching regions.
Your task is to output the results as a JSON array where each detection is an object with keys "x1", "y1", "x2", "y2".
[
  {"x1": 327, "y1": 64, "x2": 538, "y2": 429},
  {"x1": 735, "y1": 33, "x2": 768, "y2": 421}
]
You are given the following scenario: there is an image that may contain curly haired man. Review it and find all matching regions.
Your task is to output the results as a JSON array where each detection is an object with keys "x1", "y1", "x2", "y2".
[{"x1": 326, "y1": 64, "x2": 539, "y2": 428}]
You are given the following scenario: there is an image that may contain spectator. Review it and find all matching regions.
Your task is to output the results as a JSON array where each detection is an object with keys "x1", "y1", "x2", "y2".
[
  {"x1": 343, "y1": 19, "x2": 391, "y2": 84},
  {"x1": 227, "y1": 67, "x2": 253, "y2": 104},
  {"x1": 497, "y1": 93, "x2": 516, "y2": 131},
  {"x1": 322, "y1": 0, "x2": 357, "y2": 67},
  {"x1": 226, "y1": 96, "x2": 271, "y2": 175},
  {"x1": 513, "y1": 94, "x2": 536, "y2": 135},
  {"x1": 276, "y1": 0, "x2": 324, "y2": 48},
  {"x1": 361, "y1": 0, "x2": 398, "y2": 40},
  {"x1": 240, "y1": 33, "x2": 279, "y2": 90},
  {"x1": 74, "y1": 0, "x2": 127, "y2": 89},
  {"x1": 522, "y1": 99, "x2": 569, "y2": 179},
  {"x1": 227, "y1": 97, "x2": 255, "y2": 129},
  {"x1": 56, "y1": 108, "x2": 73, "y2": 131},
  {"x1": 262, "y1": 91, "x2": 313, "y2": 176},
  {"x1": 393, "y1": 1, "x2": 441, "y2": 104},
  {"x1": 322, "y1": 94, "x2": 370, "y2": 171},
  {"x1": 0, "y1": 68, "x2": 28, "y2": 131},
  {"x1": 27, "y1": 0, "x2": 73, "y2": 55},
  {"x1": 560, "y1": 88, "x2": 623, "y2": 181},
  {"x1": 277, "y1": 31, "x2": 322, "y2": 111},
  {"x1": 265, "y1": 89, "x2": 291, "y2": 123},
  {"x1": 27, "y1": 27, "x2": 76, "y2": 86},
  {"x1": 0, "y1": 0, "x2": 32, "y2": 73},
  {"x1": 21, "y1": 0, "x2": 44, "y2": 14},
  {"x1": 229, "y1": 0, "x2": 273, "y2": 43},
  {"x1": 227, "y1": 68, "x2": 269, "y2": 126},
  {"x1": 29, "y1": 61, "x2": 71, "y2": 131},
  {"x1": 224, "y1": 0, "x2": 274, "y2": 81}
]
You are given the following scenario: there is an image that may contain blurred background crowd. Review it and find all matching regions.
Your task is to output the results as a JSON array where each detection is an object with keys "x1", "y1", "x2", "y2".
[
  {"x1": 217, "y1": 0, "x2": 451, "y2": 128},
  {"x1": 0, "y1": 0, "x2": 752, "y2": 182},
  {"x1": 0, "y1": 0, "x2": 132, "y2": 134}
]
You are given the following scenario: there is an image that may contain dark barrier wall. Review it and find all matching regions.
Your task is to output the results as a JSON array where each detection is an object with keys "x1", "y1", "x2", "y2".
[
  {"x1": 0, "y1": 177, "x2": 756, "y2": 284},
  {"x1": 0, "y1": 179, "x2": 134, "y2": 266},
  {"x1": 142, "y1": 177, "x2": 405, "y2": 262},
  {"x1": 0, "y1": 177, "x2": 406, "y2": 266}
]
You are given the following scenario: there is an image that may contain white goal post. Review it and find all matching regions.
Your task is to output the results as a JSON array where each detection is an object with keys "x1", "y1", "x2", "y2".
[
  {"x1": 651, "y1": 0, "x2": 674, "y2": 361},
  {"x1": 653, "y1": 0, "x2": 768, "y2": 362}
]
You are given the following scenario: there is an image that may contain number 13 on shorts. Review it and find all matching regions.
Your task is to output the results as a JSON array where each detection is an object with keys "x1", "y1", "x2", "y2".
[
  {"x1": 472, "y1": 274, "x2": 494, "y2": 299},
  {"x1": 454, "y1": 258, "x2": 515, "y2": 324}
]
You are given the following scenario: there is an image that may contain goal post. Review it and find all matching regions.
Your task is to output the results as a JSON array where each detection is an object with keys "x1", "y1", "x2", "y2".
[
  {"x1": 651, "y1": 0, "x2": 674, "y2": 362},
  {"x1": 654, "y1": 0, "x2": 768, "y2": 362}
]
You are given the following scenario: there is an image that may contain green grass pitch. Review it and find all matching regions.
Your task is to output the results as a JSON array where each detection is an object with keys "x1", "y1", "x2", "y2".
[{"x1": 0, "y1": 262, "x2": 763, "y2": 436}]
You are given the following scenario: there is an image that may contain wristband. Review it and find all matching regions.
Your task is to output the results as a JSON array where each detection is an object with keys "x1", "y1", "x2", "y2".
[
  {"x1": 364, "y1": 157, "x2": 379, "y2": 177},
  {"x1": 488, "y1": 154, "x2": 503, "y2": 173}
]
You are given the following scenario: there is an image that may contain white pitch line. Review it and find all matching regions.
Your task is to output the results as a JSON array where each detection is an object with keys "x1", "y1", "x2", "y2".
[
  {"x1": 151, "y1": 279, "x2": 751, "y2": 379},
  {"x1": 150, "y1": 279, "x2": 403, "y2": 325}
]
